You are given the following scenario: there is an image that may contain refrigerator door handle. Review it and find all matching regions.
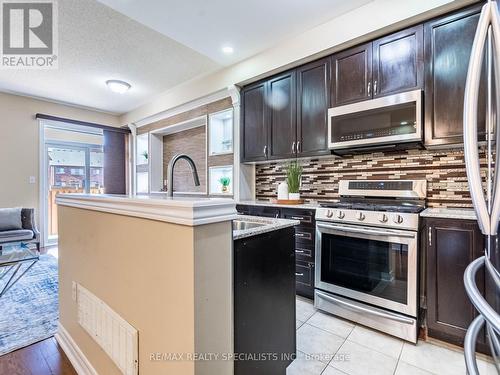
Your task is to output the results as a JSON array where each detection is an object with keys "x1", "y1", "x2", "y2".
[
  {"x1": 487, "y1": 4, "x2": 500, "y2": 236},
  {"x1": 464, "y1": 2, "x2": 492, "y2": 235}
]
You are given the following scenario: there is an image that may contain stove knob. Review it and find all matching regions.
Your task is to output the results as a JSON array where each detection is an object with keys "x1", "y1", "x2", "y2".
[
  {"x1": 326, "y1": 209, "x2": 334, "y2": 218},
  {"x1": 378, "y1": 213, "x2": 388, "y2": 223},
  {"x1": 356, "y1": 212, "x2": 365, "y2": 221},
  {"x1": 393, "y1": 214, "x2": 404, "y2": 224},
  {"x1": 336, "y1": 210, "x2": 345, "y2": 219}
]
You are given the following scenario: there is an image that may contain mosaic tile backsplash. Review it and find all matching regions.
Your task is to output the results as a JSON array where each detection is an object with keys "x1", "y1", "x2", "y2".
[{"x1": 255, "y1": 148, "x2": 489, "y2": 208}]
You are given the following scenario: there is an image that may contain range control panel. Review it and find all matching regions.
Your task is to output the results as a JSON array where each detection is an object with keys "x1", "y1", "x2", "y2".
[{"x1": 315, "y1": 207, "x2": 419, "y2": 231}]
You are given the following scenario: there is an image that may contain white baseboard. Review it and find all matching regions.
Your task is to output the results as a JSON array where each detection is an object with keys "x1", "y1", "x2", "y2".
[{"x1": 55, "y1": 323, "x2": 99, "y2": 375}]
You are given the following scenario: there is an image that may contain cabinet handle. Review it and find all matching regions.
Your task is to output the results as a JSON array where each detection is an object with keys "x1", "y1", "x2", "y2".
[
  {"x1": 292, "y1": 141, "x2": 296, "y2": 154},
  {"x1": 373, "y1": 80, "x2": 378, "y2": 95},
  {"x1": 297, "y1": 141, "x2": 302, "y2": 153},
  {"x1": 295, "y1": 250, "x2": 305, "y2": 254},
  {"x1": 263, "y1": 145, "x2": 268, "y2": 158},
  {"x1": 295, "y1": 273, "x2": 304, "y2": 277},
  {"x1": 291, "y1": 216, "x2": 304, "y2": 220},
  {"x1": 428, "y1": 226, "x2": 432, "y2": 247},
  {"x1": 367, "y1": 82, "x2": 371, "y2": 96},
  {"x1": 295, "y1": 233, "x2": 305, "y2": 237}
]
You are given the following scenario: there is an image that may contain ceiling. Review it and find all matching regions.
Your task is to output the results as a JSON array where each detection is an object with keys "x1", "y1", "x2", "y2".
[
  {"x1": 0, "y1": 0, "x2": 219, "y2": 114},
  {"x1": 96, "y1": 0, "x2": 373, "y2": 65},
  {"x1": 0, "y1": 0, "x2": 373, "y2": 115}
]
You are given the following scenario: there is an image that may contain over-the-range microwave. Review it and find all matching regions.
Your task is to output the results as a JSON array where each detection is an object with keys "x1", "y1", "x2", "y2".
[{"x1": 328, "y1": 89, "x2": 422, "y2": 153}]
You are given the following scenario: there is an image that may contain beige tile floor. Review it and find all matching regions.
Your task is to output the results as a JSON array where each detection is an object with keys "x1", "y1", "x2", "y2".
[{"x1": 288, "y1": 296, "x2": 498, "y2": 375}]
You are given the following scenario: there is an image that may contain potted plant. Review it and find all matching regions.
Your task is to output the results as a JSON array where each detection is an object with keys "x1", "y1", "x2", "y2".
[
  {"x1": 219, "y1": 176, "x2": 231, "y2": 193},
  {"x1": 286, "y1": 161, "x2": 302, "y2": 200}
]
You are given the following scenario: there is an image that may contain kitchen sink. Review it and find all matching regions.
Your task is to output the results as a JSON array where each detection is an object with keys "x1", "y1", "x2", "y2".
[{"x1": 232, "y1": 220, "x2": 267, "y2": 231}]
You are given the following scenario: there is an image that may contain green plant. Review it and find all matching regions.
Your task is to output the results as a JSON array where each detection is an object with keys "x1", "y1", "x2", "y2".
[
  {"x1": 286, "y1": 161, "x2": 302, "y2": 193},
  {"x1": 142, "y1": 150, "x2": 148, "y2": 160},
  {"x1": 219, "y1": 176, "x2": 231, "y2": 187}
]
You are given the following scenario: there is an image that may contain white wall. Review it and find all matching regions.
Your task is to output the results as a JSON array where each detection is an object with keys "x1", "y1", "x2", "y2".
[
  {"x1": 121, "y1": 0, "x2": 476, "y2": 125},
  {"x1": 0, "y1": 92, "x2": 119, "y2": 216}
]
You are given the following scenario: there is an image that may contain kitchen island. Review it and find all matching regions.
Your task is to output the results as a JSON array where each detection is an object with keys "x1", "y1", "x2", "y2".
[{"x1": 55, "y1": 194, "x2": 297, "y2": 375}]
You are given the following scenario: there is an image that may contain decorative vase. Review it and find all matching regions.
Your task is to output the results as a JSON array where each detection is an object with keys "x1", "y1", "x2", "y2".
[
  {"x1": 277, "y1": 181, "x2": 289, "y2": 200},
  {"x1": 222, "y1": 185, "x2": 228, "y2": 193},
  {"x1": 289, "y1": 192, "x2": 300, "y2": 201}
]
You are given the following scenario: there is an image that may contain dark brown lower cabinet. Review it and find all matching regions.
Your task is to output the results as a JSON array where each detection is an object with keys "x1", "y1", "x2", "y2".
[
  {"x1": 234, "y1": 227, "x2": 296, "y2": 375},
  {"x1": 236, "y1": 205, "x2": 316, "y2": 299},
  {"x1": 424, "y1": 218, "x2": 488, "y2": 353}
]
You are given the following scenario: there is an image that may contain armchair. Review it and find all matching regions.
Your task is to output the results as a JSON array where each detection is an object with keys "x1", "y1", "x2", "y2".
[{"x1": 0, "y1": 208, "x2": 40, "y2": 250}]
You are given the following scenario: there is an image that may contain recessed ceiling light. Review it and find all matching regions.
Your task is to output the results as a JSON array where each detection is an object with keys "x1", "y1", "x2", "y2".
[
  {"x1": 221, "y1": 46, "x2": 234, "y2": 55},
  {"x1": 106, "y1": 79, "x2": 131, "y2": 94}
]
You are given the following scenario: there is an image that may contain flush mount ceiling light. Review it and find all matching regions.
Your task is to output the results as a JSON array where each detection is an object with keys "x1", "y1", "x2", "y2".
[
  {"x1": 106, "y1": 79, "x2": 131, "y2": 94},
  {"x1": 221, "y1": 45, "x2": 234, "y2": 55}
]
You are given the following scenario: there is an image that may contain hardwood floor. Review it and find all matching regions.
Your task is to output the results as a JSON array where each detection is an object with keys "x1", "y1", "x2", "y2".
[{"x1": 0, "y1": 337, "x2": 76, "y2": 375}]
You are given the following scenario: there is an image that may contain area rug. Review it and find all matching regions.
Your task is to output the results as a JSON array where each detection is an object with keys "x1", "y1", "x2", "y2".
[{"x1": 0, "y1": 254, "x2": 59, "y2": 356}]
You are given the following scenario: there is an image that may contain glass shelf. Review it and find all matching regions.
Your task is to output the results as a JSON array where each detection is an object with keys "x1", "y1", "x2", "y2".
[
  {"x1": 209, "y1": 109, "x2": 233, "y2": 155},
  {"x1": 209, "y1": 165, "x2": 233, "y2": 195},
  {"x1": 136, "y1": 133, "x2": 149, "y2": 193}
]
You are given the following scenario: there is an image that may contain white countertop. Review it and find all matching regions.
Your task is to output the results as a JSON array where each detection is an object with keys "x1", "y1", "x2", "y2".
[
  {"x1": 238, "y1": 199, "x2": 321, "y2": 210},
  {"x1": 233, "y1": 215, "x2": 300, "y2": 240},
  {"x1": 55, "y1": 193, "x2": 237, "y2": 226},
  {"x1": 420, "y1": 207, "x2": 477, "y2": 221}
]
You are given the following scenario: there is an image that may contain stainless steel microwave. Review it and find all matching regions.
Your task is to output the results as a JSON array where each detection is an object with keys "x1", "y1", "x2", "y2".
[{"x1": 328, "y1": 89, "x2": 422, "y2": 152}]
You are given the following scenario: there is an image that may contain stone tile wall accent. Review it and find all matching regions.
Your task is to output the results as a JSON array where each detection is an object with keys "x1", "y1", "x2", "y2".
[
  {"x1": 255, "y1": 148, "x2": 489, "y2": 207},
  {"x1": 163, "y1": 126, "x2": 207, "y2": 193}
]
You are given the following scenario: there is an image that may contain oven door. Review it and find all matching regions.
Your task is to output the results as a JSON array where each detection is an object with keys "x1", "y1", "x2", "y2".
[{"x1": 315, "y1": 222, "x2": 417, "y2": 317}]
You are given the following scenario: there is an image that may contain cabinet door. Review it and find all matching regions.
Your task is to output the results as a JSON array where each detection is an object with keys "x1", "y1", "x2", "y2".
[
  {"x1": 424, "y1": 5, "x2": 486, "y2": 147},
  {"x1": 234, "y1": 227, "x2": 296, "y2": 375},
  {"x1": 249, "y1": 205, "x2": 281, "y2": 218},
  {"x1": 236, "y1": 204, "x2": 251, "y2": 215},
  {"x1": 426, "y1": 219, "x2": 486, "y2": 349},
  {"x1": 295, "y1": 261, "x2": 315, "y2": 299},
  {"x1": 372, "y1": 25, "x2": 423, "y2": 97},
  {"x1": 241, "y1": 82, "x2": 268, "y2": 162},
  {"x1": 331, "y1": 43, "x2": 373, "y2": 107},
  {"x1": 267, "y1": 71, "x2": 297, "y2": 160},
  {"x1": 296, "y1": 58, "x2": 331, "y2": 157}
]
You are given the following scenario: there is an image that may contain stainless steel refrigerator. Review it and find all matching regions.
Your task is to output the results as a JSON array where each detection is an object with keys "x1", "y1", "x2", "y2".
[{"x1": 463, "y1": 1, "x2": 500, "y2": 373}]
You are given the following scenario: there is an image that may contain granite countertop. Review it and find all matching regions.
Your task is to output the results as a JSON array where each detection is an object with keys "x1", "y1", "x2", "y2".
[
  {"x1": 420, "y1": 207, "x2": 477, "y2": 220},
  {"x1": 233, "y1": 215, "x2": 300, "y2": 240},
  {"x1": 237, "y1": 199, "x2": 321, "y2": 210}
]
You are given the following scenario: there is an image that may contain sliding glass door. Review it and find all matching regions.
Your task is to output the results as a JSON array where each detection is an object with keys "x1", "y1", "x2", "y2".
[{"x1": 44, "y1": 143, "x2": 104, "y2": 244}]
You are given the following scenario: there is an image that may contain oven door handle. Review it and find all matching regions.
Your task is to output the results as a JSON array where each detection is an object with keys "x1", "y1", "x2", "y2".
[
  {"x1": 315, "y1": 290, "x2": 415, "y2": 325},
  {"x1": 316, "y1": 222, "x2": 416, "y2": 238}
]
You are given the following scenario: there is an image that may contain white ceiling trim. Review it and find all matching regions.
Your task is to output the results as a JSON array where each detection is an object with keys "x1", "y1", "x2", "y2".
[{"x1": 131, "y1": 86, "x2": 236, "y2": 128}]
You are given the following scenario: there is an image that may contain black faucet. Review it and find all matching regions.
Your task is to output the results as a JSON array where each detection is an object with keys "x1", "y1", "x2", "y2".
[{"x1": 166, "y1": 154, "x2": 200, "y2": 197}]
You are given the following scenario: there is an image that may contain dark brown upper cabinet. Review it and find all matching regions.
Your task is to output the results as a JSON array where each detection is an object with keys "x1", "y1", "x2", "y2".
[
  {"x1": 372, "y1": 25, "x2": 423, "y2": 97},
  {"x1": 331, "y1": 25, "x2": 423, "y2": 107},
  {"x1": 424, "y1": 218, "x2": 488, "y2": 353},
  {"x1": 241, "y1": 62, "x2": 331, "y2": 162},
  {"x1": 241, "y1": 81, "x2": 268, "y2": 162},
  {"x1": 331, "y1": 43, "x2": 372, "y2": 107},
  {"x1": 424, "y1": 4, "x2": 486, "y2": 147},
  {"x1": 268, "y1": 71, "x2": 297, "y2": 160},
  {"x1": 296, "y1": 58, "x2": 331, "y2": 157}
]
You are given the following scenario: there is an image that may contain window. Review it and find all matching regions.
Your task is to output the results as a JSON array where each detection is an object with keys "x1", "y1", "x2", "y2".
[
  {"x1": 70, "y1": 168, "x2": 84, "y2": 175},
  {"x1": 56, "y1": 167, "x2": 65, "y2": 174},
  {"x1": 209, "y1": 109, "x2": 233, "y2": 155}
]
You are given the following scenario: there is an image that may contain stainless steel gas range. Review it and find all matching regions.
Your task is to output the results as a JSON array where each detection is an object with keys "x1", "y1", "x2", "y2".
[{"x1": 314, "y1": 180, "x2": 427, "y2": 343}]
